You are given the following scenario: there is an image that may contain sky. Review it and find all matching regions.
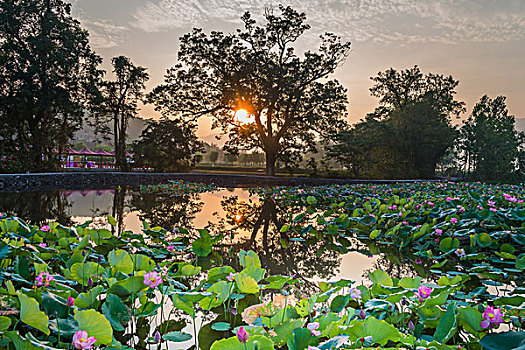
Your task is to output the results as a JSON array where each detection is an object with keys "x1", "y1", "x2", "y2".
[{"x1": 69, "y1": 0, "x2": 525, "y2": 140}]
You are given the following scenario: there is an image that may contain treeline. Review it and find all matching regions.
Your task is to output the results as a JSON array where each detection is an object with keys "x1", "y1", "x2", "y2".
[
  {"x1": 0, "y1": 0, "x2": 201, "y2": 173},
  {"x1": 1, "y1": 0, "x2": 523, "y2": 181},
  {"x1": 326, "y1": 66, "x2": 524, "y2": 181}
]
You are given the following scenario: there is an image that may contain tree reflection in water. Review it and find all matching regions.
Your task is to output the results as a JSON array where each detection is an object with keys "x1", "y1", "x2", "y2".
[
  {"x1": 129, "y1": 191, "x2": 204, "y2": 231},
  {"x1": 208, "y1": 195, "x2": 342, "y2": 290},
  {"x1": 0, "y1": 190, "x2": 73, "y2": 226}
]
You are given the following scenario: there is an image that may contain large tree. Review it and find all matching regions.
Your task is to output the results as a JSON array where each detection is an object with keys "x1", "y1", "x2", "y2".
[
  {"x1": 459, "y1": 95, "x2": 523, "y2": 181},
  {"x1": 328, "y1": 66, "x2": 463, "y2": 179},
  {"x1": 386, "y1": 97, "x2": 457, "y2": 178},
  {"x1": 369, "y1": 65, "x2": 465, "y2": 119},
  {"x1": 148, "y1": 5, "x2": 350, "y2": 176},
  {"x1": 327, "y1": 117, "x2": 389, "y2": 178},
  {"x1": 0, "y1": 0, "x2": 102, "y2": 172},
  {"x1": 370, "y1": 66, "x2": 462, "y2": 178},
  {"x1": 101, "y1": 56, "x2": 149, "y2": 171},
  {"x1": 132, "y1": 118, "x2": 203, "y2": 172}
]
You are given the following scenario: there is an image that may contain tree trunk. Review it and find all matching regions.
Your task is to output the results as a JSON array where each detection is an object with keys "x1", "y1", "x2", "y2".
[
  {"x1": 113, "y1": 113, "x2": 120, "y2": 170},
  {"x1": 265, "y1": 150, "x2": 277, "y2": 176}
]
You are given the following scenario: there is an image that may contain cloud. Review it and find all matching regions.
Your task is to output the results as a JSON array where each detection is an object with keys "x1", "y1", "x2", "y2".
[
  {"x1": 130, "y1": 0, "x2": 525, "y2": 45},
  {"x1": 67, "y1": 1, "x2": 128, "y2": 49},
  {"x1": 82, "y1": 19, "x2": 129, "y2": 49}
]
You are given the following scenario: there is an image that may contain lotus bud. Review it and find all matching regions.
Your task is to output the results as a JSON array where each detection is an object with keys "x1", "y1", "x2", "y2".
[
  {"x1": 237, "y1": 327, "x2": 249, "y2": 343},
  {"x1": 67, "y1": 296, "x2": 75, "y2": 307},
  {"x1": 408, "y1": 321, "x2": 415, "y2": 331},
  {"x1": 153, "y1": 330, "x2": 161, "y2": 343},
  {"x1": 359, "y1": 309, "x2": 366, "y2": 319},
  {"x1": 87, "y1": 278, "x2": 93, "y2": 288}
]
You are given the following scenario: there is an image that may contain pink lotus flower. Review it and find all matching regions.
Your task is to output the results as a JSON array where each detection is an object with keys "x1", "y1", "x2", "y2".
[
  {"x1": 167, "y1": 245, "x2": 175, "y2": 252},
  {"x1": 38, "y1": 243, "x2": 47, "y2": 248},
  {"x1": 435, "y1": 229, "x2": 443, "y2": 235},
  {"x1": 481, "y1": 306, "x2": 503, "y2": 329},
  {"x1": 67, "y1": 296, "x2": 75, "y2": 307},
  {"x1": 226, "y1": 272, "x2": 236, "y2": 282},
  {"x1": 143, "y1": 271, "x2": 163, "y2": 288},
  {"x1": 72, "y1": 330, "x2": 97, "y2": 349},
  {"x1": 307, "y1": 322, "x2": 321, "y2": 337},
  {"x1": 350, "y1": 287, "x2": 362, "y2": 300},
  {"x1": 36, "y1": 271, "x2": 54, "y2": 287},
  {"x1": 455, "y1": 248, "x2": 466, "y2": 258},
  {"x1": 40, "y1": 225, "x2": 50, "y2": 232},
  {"x1": 237, "y1": 326, "x2": 249, "y2": 343},
  {"x1": 414, "y1": 286, "x2": 433, "y2": 302},
  {"x1": 450, "y1": 217, "x2": 458, "y2": 224}
]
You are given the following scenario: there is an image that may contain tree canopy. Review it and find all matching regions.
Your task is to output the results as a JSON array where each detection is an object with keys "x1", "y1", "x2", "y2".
[
  {"x1": 101, "y1": 56, "x2": 149, "y2": 171},
  {"x1": 0, "y1": 0, "x2": 102, "y2": 172},
  {"x1": 459, "y1": 95, "x2": 524, "y2": 181},
  {"x1": 132, "y1": 118, "x2": 203, "y2": 172},
  {"x1": 328, "y1": 66, "x2": 461, "y2": 179},
  {"x1": 148, "y1": 5, "x2": 351, "y2": 175}
]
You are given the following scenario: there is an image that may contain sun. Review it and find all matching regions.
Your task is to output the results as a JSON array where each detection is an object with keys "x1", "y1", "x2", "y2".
[{"x1": 235, "y1": 109, "x2": 254, "y2": 124}]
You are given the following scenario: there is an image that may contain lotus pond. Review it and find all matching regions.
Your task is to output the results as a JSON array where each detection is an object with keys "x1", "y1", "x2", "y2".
[{"x1": 0, "y1": 181, "x2": 524, "y2": 350}]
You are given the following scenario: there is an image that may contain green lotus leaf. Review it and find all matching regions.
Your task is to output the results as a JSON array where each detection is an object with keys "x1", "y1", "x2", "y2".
[
  {"x1": 108, "y1": 249, "x2": 133, "y2": 274},
  {"x1": 19, "y1": 294, "x2": 49, "y2": 335},
  {"x1": 74, "y1": 309, "x2": 113, "y2": 346}
]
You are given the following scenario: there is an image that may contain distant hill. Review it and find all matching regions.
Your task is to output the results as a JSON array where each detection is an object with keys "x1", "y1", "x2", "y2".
[
  {"x1": 73, "y1": 116, "x2": 147, "y2": 148},
  {"x1": 199, "y1": 132, "x2": 225, "y2": 147}
]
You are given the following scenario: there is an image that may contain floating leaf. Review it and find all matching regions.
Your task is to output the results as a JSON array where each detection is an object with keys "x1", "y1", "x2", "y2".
[{"x1": 19, "y1": 294, "x2": 49, "y2": 335}]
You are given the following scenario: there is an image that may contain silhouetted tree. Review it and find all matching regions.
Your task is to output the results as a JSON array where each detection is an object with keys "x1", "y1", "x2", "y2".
[
  {"x1": 459, "y1": 95, "x2": 523, "y2": 180},
  {"x1": 386, "y1": 97, "x2": 457, "y2": 177},
  {"x1": 132, "y1": 118, "x2": 203, "y2": 172},
  {"x1": 209, "y1": 151, "x2": 219, "y2": 164},
  {"x1": 101, "y1": 56, "x2": 149, "y2": 171},
  {"x1": 369, "y1": 65, "x2": 465, "y2": 119},
  {"x1": 329, "y1": 66, "x2": 463, "y2": 179},
  {"x1": 0, "y1": 0, "x2": 102, "y2": 172},
  {"x1": 148, "y1": 5, "x2": 350, "y2": 175},
  {"x1": 327, "y1": 117, "x2": 390, "y2": 178}
]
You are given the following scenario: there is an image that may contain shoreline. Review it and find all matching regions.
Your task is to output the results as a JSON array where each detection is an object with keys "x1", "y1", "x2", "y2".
[{"x1": 0, "y1": 171, "x2": 443, "y2": 192}]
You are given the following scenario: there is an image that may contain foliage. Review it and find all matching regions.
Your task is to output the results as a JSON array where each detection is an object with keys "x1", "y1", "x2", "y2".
[
  {"x1": 326, "y1": 117, "x2": 389, "y2": 178},
  {"x1": 369, "y1": 65, "x2": 465, "y2": 119},
  {"x1": 459, "y1": 95, "x2": 524, "y2": 181},
  {"x1": 140, "y1": 180, "x2": 218, "y2": 195},
  {"x1": 209, "y1": 151, "x2": 219, "y2": 164},
  {"x1": 0, "y1": 0, "x2": 102, "y2": 172},
  {"x1": 327, "y1": 66, "x2": 462, "y2": 179},
  {"x1": 99, "y1": 56, "x2": 149, "y2": 171},
  {"x1": 132, "y1": 118, "x2": 203, "y2": 172},
  {"x1": 0, "y1": 181, "x2": 524, "y2": 349},
  {"x1": 147, "y1": 5, "x2": 350, "y2": 175}
]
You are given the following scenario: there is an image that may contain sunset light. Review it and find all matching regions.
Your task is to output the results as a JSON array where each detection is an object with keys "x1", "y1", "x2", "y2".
[
  {"x1": 234, "y1": 108, "x2": 254, "y2": 125},
  {"x1": 2, "y1": 1, "x2": 524, "y2": 348}
]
